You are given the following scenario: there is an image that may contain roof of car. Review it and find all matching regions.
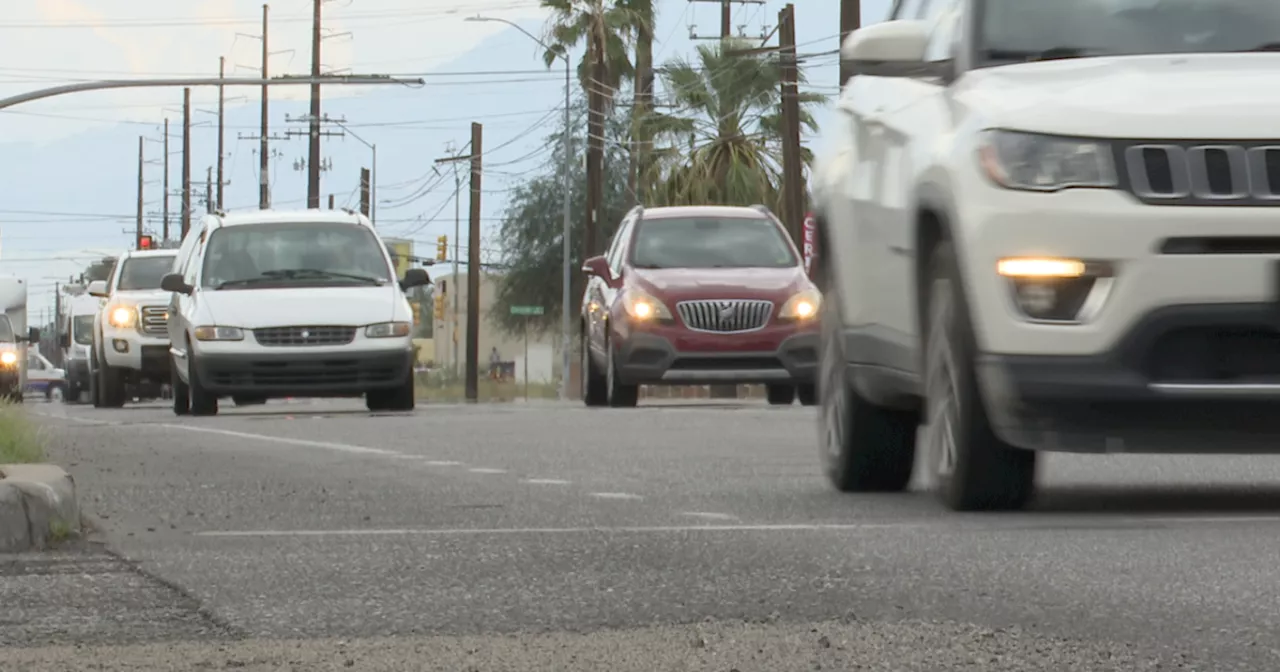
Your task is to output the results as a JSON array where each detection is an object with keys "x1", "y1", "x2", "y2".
[
  {"x1": 209, "y1": 208, "x2": 371, "y2": 228},
  {"x1": 638, "y1": 205, "x2": 771, "y2": 220},
  {"x1": 120, "y1": 248, "x2": 178, "y2": 259}
]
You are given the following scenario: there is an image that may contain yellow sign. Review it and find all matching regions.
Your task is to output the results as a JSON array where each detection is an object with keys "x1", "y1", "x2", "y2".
[{"x1": 383, "y1": 237, "x2": 413, "y2": 279}]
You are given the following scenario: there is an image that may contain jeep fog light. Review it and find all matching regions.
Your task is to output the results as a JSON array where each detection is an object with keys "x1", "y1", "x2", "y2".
[{"x1": 998, "y1": 257, "x2": 1113, "y2": 323}]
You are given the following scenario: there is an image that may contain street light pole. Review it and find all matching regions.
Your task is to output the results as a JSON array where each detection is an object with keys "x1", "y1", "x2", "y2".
[{"x1": 466, "y1": 15, "x2": 573, "y2": 402}]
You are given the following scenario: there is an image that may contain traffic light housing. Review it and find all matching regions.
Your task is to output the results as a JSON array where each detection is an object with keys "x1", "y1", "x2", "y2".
[
  {"x1": 436, "y1": 235, "x2": 447, "y2": 262},
  {"x1": 138, "y1": 234, "x2": 154, "y2": 250}
]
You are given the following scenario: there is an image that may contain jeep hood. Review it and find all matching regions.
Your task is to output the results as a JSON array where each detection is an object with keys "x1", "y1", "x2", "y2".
[
  {"x1": 111, "y1": 289, "x2": 172, "y2": 305},
  {"x1": 962, "y1": 53, "x2": 1280, "y2": 139},
  {"x1": 198, "y1": 286, "x2": 400, "y2": 329}
]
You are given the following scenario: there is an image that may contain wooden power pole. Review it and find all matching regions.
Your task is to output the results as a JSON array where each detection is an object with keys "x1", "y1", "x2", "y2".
[
  {"x1": 358, "y1": 168, "x2": 371, "y2": 216},
  {"x1": 778, "y1": 3, "x2": 803, "y2": 245},
  {"x1": 136, "y1": 136, "x2": 144, "y2": 250},
  {"x1": 206, "y1": 167, "x2": 213, "y2": 214},
  {"x1": 163, "y1": 118, "x2": 170, "y2": 240},
  {"x1": 217, "y1": 56, "x2": 226, "y2": 210},
  {"x1": 181, "y1": 87, "x2": 192, "y2": 238},
  {"x1": 839, "y1": 0, "x2": 860, "y2": 86},
  {"x1": 260, "y1": 3, "x2": 271, "y2": 209},
  {"x1": 465, "y1": 122, "x2": 483, "y2": 402},
  {"x1": 306, "y1": 0, "x2": 323, "y2": 208}
]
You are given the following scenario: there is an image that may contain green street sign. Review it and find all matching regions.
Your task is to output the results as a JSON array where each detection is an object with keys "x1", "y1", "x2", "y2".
[{"x1": 510, "y1": 305, "x2": 544, "y2": 316}]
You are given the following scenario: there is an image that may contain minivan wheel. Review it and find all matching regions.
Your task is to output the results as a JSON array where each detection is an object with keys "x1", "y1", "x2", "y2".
[
  {"x1": 923, "y1": 241, "x2": 1036, "y2": 511},
  {"x1": 186, "y1": 351, "x2": 218, "y2": 416},
  {"x1": 171, "y1": 362, "x2": 190, "y2": 415},
  {"x1": 367, "y1": 372, "x2": 415, "y2": 412}
]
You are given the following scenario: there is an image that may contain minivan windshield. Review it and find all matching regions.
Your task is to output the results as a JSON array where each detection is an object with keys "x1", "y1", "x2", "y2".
[
  {"x1": 630, "y1": 216, "x2": 797, "y2": 269},
  {"x1": 72, "y1": 315, "x2": 94, "y2": 345},
  {"x1": 979, "y1": 0, "x2": 1280, "y2": 65},
  {"x1": 117, "y1": 255, "x2": 176, "y2": 291},
  {"x1": 201, "y1": 222, "x2": 393, "y2": 290}
]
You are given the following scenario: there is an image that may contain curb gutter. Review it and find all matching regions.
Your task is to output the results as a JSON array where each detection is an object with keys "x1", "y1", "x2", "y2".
[{"x1": 0, "y1": 464, "x2": 79, "y2": 552}]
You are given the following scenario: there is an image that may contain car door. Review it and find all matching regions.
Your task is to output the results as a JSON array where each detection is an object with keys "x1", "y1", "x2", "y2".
[
  {"x1": 169, "y1": 224, "x2": 208, "y2": 362},
  {"x1": 584, "y1": 215, "x2": 634, "y2": 365}
]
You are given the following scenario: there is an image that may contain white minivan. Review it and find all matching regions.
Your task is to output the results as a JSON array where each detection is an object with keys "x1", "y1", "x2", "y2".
[{"x1": 162, "y1": 210, "x2": 430, "y2": 416}]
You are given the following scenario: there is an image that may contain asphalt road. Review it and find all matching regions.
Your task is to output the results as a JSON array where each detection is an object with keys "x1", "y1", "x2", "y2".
[{"x1": 6, "y1": 397, "x2": 1280, "y2": 670}]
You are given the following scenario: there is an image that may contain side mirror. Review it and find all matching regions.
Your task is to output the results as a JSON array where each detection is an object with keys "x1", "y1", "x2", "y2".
[
  {"x1": 59, "y1": 332, "x2": 70, "y2": 349},
  {"x1": 582, "y1": 255, "x2": 610, "y2": 278},
  {"x1": 86, "y1": 280, "x2": 108, "y2": 298},
  {"x1": 160, "y1": 273, "x2": 192, "y2": 295},
  {"x1": 842, "y1": 20, "x2": 930, "y2": 76},
  {"x1": 26, "y1": 327, "x2": 39, "y2": 343},
  {"x1": 400, "y1": 267, "x2": 430, "y2": 291}
]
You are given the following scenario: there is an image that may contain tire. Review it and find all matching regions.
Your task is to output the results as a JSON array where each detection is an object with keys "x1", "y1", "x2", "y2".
[
  {"x1": 366, "y1": 372, "x2": 415, "y2": 412},
  {"x1": 766, "y1": 384, "x2": 796, "y2": 405},
  {"x1": 605, "y1": 336, "x2": 638, "y2": 408},
  {"x1": 796, "y1": 383, "x2": 817, "y2": 406},
  {"x1": 819, "y1": 264, "x2": 919, "y2": 493},
  {"x1": 90, "y1": 348, "x2": 104, "y2": 408},
  {"x1": 581, "y1": 328, "x2": 608, "y2": 407},
  {"x1": 97, "y1": 357, "x2": 126, "y2": 408},
  {"x1": 65, "y1": 380, "x2": 81, "y2": 404},
  {"x1": 923, "y1": 241, "x2": 1036, "y2": 511},
  {"x1": 186, "y1": 350, "x2": 218, "y2": 416},
  {"x1": 171, "y1": 360, "x2": 190, "y2": 416},
  {"x1": 46, "y1": 383, "x2": 65, "y2": 403}
]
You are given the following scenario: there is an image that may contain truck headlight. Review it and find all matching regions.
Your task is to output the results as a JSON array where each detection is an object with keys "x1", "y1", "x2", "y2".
[
  {"x1": 621, "y1": 291, "x2": 673, "y2": 321},
  {"x1": 365, "y1": 322, "x2": 411, "y2": 338},
  {"x1": 193, "y1": 325, "x2": 244, "y2": 341},
  {"x1": 978, "y1": 130, "x2": 1117, "y2": 192},
  {"x1": 0, "y1": 352, "x2": 15, "y2": 367},
  {"x1": 107, "y1": 305, "x2": 136, "y2": 328},
  {"x1": 779, "y1": 289, "x2": 821, "y2": 321}
]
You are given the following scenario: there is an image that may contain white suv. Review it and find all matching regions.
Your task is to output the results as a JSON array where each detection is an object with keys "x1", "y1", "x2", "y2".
[
  {"x1": 811, "y1": 0, "x2": 1280, "y2": 511},
  {"x1": 87, "y1": 249, "x2": 179, "y2": 407},
  {"x1": 162, "y1": 210, "x2": 429, "y2": 416}
]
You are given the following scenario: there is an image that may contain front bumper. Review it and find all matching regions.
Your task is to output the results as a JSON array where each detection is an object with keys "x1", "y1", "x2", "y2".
[
  {"x1": 194, "y1": 348, "x2": 414, "y2": 396},
  {"x1": 611, "y1": 326, "x2": 819, "y2": 385},
  {"x1": 977, "y1": 302, "x2": 1280, "y2": 454},
  {"x1": 101, "y1": 329, "x2": 171, "y2": 373}
]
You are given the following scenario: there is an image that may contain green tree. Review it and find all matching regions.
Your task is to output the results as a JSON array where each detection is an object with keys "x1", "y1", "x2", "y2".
[
  {"x1": 489, "y1": 102, "x2": 633, "y2": 336},
  {"x1": 644, "y1": 38, "x2": 826, "y2": 214}
]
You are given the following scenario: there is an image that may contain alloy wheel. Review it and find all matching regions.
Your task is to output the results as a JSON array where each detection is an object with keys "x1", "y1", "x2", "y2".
[{"x1": 924, "y1": 276, "x2": 960, "y2": 484}]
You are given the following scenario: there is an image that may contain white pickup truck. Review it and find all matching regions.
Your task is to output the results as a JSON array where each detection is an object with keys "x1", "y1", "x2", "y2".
[{"x1": 87, "y1": 248, "x2": 178, "y2": 407}]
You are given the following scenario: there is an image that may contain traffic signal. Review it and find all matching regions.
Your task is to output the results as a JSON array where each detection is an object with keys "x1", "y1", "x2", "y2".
[
  {"x1": 138, "y1": 234, "x2": 154, "y2": 250},
  {"x1": 436, "y1": 235, "x2": 447, "y2": 262},
  {"x1": 433, "y1": 294, "x2": 445, "y2": 320}
]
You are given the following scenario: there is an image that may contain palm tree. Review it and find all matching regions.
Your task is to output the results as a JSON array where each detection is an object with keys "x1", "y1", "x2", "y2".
[
  {"x1": 614, "y1": 0, "x2": 656, "y2": 207},
  {"x1": 539, "y1": 0, "x2": 635, "y2": 260},
  {"x1": 644, "y1": 38, "x2": 825, "y2": 215}
]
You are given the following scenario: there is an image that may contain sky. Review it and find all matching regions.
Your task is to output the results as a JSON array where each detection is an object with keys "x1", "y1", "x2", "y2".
[{"x1": 0, "y1": 0, "x2": 891, "y2": 318}]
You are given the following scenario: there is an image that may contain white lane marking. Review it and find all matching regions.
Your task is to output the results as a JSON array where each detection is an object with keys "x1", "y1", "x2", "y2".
[
  {"x1": 468, "y1": 467, "x2": 507, "y2": 474},
  {"x1": 682, "y1": 512, "x2": 737, "y2": 521},
  {"x1": 590, "y1": 492, "x2": 643, "y2": 500},
  {"x1": 154, "y1": 423, "x2": 401, "y2": 456},
  {"x1": 524, "y1": 478, "x2": 571, "y2": 485},
  {"x1": 196, "y1": 522, "x2": 927, "y2": 537},
  {"x1": 423, "y1": 460, "x2": 462, "y2": 466}
]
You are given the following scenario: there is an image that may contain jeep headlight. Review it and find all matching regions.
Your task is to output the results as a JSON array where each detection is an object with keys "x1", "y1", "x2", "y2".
[
  {"x1": 779, "y1": 289, "x2": 821, "y2": 321},
  {"x1": 365, "y1": 322, "x2": 411, "y2": 338},
  {"x1": 621, "y1": 291, "x2": 672, "y2": 321},
  {"x1": 977, "y1": 130, "x2": 1116, "y2": 192},
  {"x1": 106, "y1": 305, "x2": 136, "y2": 328},
  {"x1": 0, "y1": 352, "x2": 15, "y2": 367},
  {"x1": 193, "y1": 325, "x2": 244, "y2": 341}
]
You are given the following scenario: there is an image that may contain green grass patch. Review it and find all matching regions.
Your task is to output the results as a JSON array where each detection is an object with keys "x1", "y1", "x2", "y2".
[{"x1": 0, "y1": 401, "x2": 43, "y2": 464}]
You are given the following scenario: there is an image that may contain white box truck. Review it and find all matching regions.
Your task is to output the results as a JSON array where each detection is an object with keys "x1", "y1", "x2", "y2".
[{"x1": 0, "y1": 277, "x2": 40, "y2": 402}]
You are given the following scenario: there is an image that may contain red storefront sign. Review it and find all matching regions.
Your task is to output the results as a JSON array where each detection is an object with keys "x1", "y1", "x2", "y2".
[{"x1": 802, "y1": 212, "x2": 817, "y2": 278}]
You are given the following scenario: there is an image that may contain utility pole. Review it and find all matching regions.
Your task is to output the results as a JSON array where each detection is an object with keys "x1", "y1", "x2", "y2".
[
  {"x1": 328, "y1": 194, "x2": 335, "y2": 209},
  {"x1": 466, "y1": 123, "x2": 482, "y2": 402},
  {"x1": 216, "y1": 56, "x2": 226, "y2": 210},
  {"x1": 181, "y1": 87, "x2": 192, "y2": 238},
  {"x1": 206, "y1": 167, "x2": 213, "y2": 214},
  {"x1": 306, "y1": 0, "x2": 323, "y2": 208},
  {"x1": 687, "y1": 0, "x2": 766, "y2": 40},
  {"x1": 358, "y1": 167, "x2": 371, "y2": 216},
  {"x1": 839, "y1": 0, "x2": 860, "y2": 87},
  {"x1": 778, "y1": 3, "x2": 803, "y2": 245},
  {"x1": 260, "y1": 4, "x2": 271, "y2": 208},
  {"x1": 136, "y1": 136, "x2": 145, "y2": 250},
  {"x1": 162, "y1": 118, "x2": 170, "y2": 240},
  {"x1": 452, "y1": 164, "x2": 461, "y2": 377}
]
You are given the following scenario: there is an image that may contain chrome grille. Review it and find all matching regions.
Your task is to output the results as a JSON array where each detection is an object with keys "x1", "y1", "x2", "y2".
[
  {"x1": 1119, "y1": 141, "x2": 1280, "y2": 206},
  {"x1": 140, "y1": 306, "x2": 168, "y2": 336},
  {"x1": 676, "y1": 299, "x2": 773, "y2": 333},
  {"x1": 253, "y1": 326, "x2": 356, "y2": 347}
]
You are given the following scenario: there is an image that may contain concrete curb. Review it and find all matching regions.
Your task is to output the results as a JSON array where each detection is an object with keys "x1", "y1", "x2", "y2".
[{"x1": 0, "y1": 463, "x2": 79, "y2": 552}]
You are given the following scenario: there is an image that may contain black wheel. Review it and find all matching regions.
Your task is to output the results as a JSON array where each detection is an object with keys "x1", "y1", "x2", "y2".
[
  {"x1": 171, "y1": 360, "x2": 190, "y2": 416},
  {"x1": 605, "y1": 336, "x2": 638, "y2": 408},
  {"x1": 98, "y1": 358, "x2": 126, "y2": 408},
  {"x1": 186, "y1": 349, "x2": 218, "y2": 416},
  {"x1": 90, "y1": 348, "x2": 104, "y2": 408},
  {"x1": 819, "y1": 264, "x2": 919, "y2": 493},
  {"x1": 366, "y1": 372, "x2": 415, "y2": 412},
  {"x1": 65, "y1": 380, "x2": 81, "y2": 404},
  {"x1": 766, "y1": 384, "x2": 796, "y2": 405},
  {"x1": 923, "y1": 241, "x2": 1036, "y2": 511},
  {"x1": 581, "y1": 328, "x2": 607, "y2": 407},
  {"x1": 796, "y1": 383, "x2": 817, "y2": 406}
]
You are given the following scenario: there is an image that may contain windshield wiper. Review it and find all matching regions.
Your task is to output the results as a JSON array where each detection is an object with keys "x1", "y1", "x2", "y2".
[
  {"x1": 259, "y1": 268, "x2": 385, "y2": 285},
  {"x1": 1243, "y1": 42, "x2": 1280, "y2": 52},
  {"x1": 985, "y1": 46, "x2": 1104, "y2": 63},
  {"x1": 216, "y1": 276, "x2": 279, "y2": 289}
]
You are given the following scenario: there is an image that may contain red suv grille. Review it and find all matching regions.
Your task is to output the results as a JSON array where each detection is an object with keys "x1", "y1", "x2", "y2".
[{"x1": 675, "y1": 299, "x2": 773, "y2": 333}]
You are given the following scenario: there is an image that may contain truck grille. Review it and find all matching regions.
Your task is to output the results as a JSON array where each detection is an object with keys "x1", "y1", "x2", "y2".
[
  {"x1": 1118, "y1": 141, "x2": 1280, "y2": 206},
  {"x1": 253, "y1": 326, "x2": 356, "y2": 347},
  {"x1": 139, "y1": 306, "x2": 168, "y2": 336},
  {"x1": 676, "y1": 299, "x2": 773, "y2": 333}
]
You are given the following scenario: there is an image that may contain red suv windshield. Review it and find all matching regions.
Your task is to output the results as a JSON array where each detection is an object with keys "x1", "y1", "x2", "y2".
[{"x1": 630, "y1": 216, "x2": 797, "y2": 269}]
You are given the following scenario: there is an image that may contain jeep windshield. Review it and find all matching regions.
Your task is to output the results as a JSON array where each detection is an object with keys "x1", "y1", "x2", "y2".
[
  {"x1": 117, "y1": 255, "x2": 177, "y2": 291},
  {"x1": 630, "y1": 216, "x2": 797, "y2": 269},
  {"x1": 978, "y1": 0, "x2": 1280, "y2": 67},
  {"x1": 202, "y1": 222, "x2": 393, "y2": 290}
]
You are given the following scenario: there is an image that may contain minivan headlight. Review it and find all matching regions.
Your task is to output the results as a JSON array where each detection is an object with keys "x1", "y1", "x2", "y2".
[
  {"x1": 366, "y1": 322, "x2": 411, "y2": 338},
  {"x1": 193, "y1": 326, "x2": 244, "y2": 341},
  {"x1": 977, "y1": 130, "x2": 1117, "y2": 192}
]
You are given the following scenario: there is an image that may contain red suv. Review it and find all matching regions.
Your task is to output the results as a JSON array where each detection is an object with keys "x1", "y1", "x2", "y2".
[{"x1": 580, "y1": 205, "x2": 820, "y2": 407}]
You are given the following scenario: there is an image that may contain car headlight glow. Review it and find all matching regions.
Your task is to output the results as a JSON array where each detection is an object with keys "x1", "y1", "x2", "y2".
[
  {"x1": 193, "y1": 325, "x2": 244, "y2": 341},
  {"x1": 779, "y1": 289, "x2": 822, "y2": 321},
  {"x1": 977, "y1": 130, "x2": 1117, "y2": 192},
  {"x1": 107, "y1": 305, "x2": 136, "y2": 328},
  {"x1": 0, "y1": 352, "x2": 15, "y2": 366},
  {"x1": 365, "y1": 321, "x2": 411, "y2": 338},
  {"x1": 621, "y1": 291, "x2": 673, "y2": 321}
]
